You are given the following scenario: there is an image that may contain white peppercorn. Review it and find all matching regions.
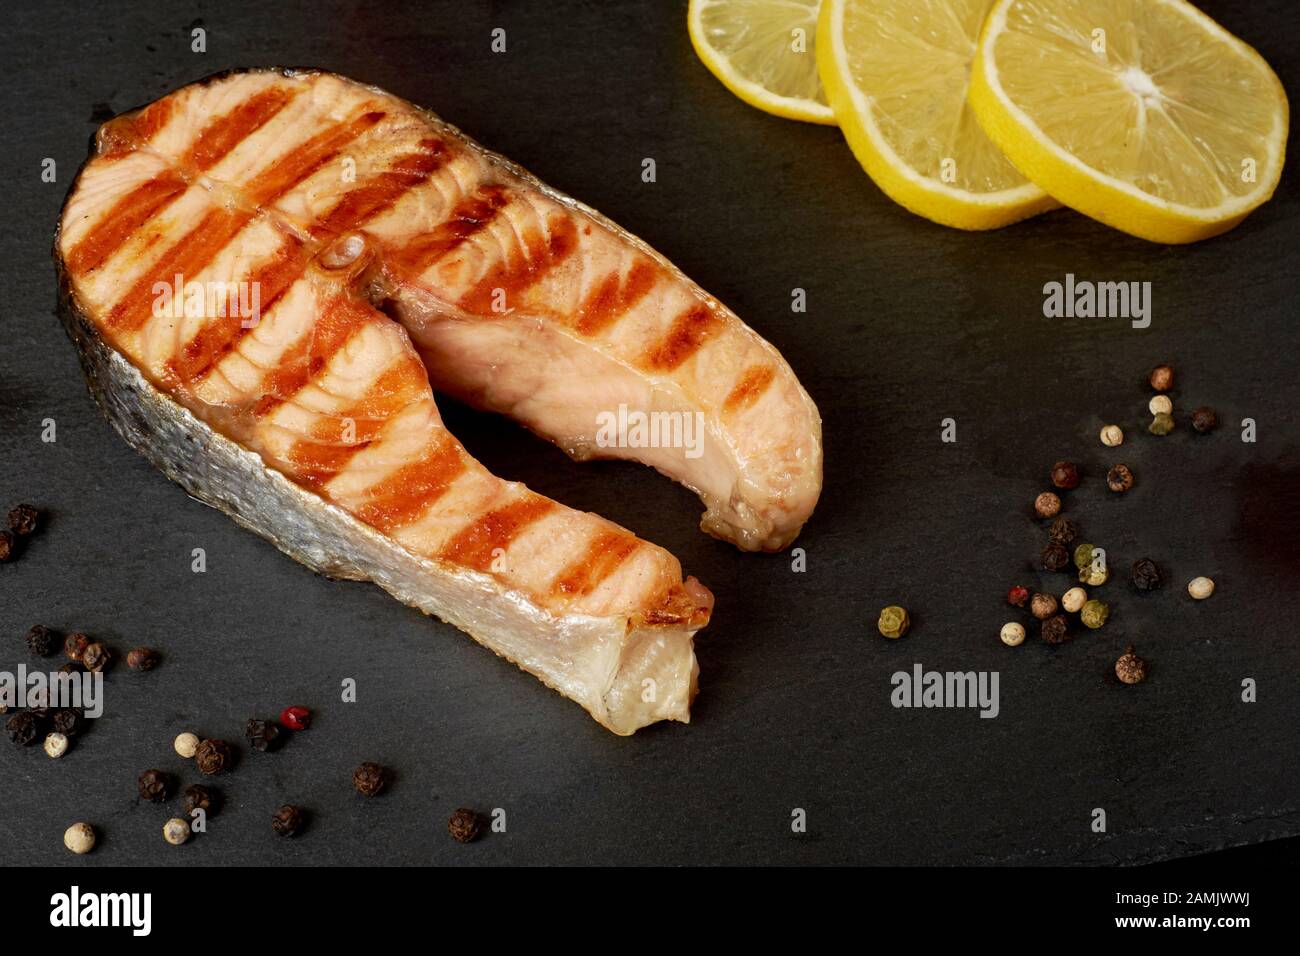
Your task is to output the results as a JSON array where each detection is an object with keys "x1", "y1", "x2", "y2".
[
  {"x1": 1099, "y1": 424, "x2": 1124, "y2": 447},
  {"x1": 174, "y1": 732, "x2": 200, "y2": 758},
  {"x1": 44, "y1": 732, "x2": 69, "y2": 759},
  {"x1": 1149, "y1": 394, "x2": 1173, "y2": 416},
  {"x1": 163, "y1": 817, "x2": 191, "y2": 846},
  {"x1": 64, "y1": 822, "x2": 95, "y2": 854},
  {"x1": 1000, "y1": 622, "x2": 1025, "y2": 647},
  {"x1": 1061, "y1": 586, "x2": 1087, "y2": 613},
  {"x1": 1188, "y1": 576, "x2": 1215, "y2": 600}
]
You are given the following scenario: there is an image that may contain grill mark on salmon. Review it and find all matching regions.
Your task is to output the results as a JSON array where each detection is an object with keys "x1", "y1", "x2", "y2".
[
  {"x1": 186, "y1": 85, "x2": 299, "y2": 172},
  {"x1": 65, "y1": 171, "x2": 188, "y2": 276},
  {"x1": 309, "y1": 138, "x2": 450, "y2": 242},
  {"x1": 550, "y1": 530, "x2": 641, "y2": 599},
  {"x1": 244, "y1": 109, "x2": 386, "y2": 207},
  {"x1": 573, "y1": 259, "x2": 658, "y2": 336},
  {"x1": 350, "y1": 433, "x2": 466, "y2": 532},
  {"x1": 439, "y1": 495, "x2": 556, "y2": 571},
  {"x1": 387, "y1": 183, "x2": 510, "y2": 277},
  {"x1": 641, "y1": 302, "x2": 723, "y2": 372},
  {"x1": 723, "y1": 364, "x2": 776, "y2": 414},
  {"x1": 458, "y1": 213, "x2": 579, "y2": 315}
]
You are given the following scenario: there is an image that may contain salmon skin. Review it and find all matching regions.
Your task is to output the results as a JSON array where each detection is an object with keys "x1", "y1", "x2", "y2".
[{"x1": 55, "y1": 69, "x2": 819, "y2": 733}]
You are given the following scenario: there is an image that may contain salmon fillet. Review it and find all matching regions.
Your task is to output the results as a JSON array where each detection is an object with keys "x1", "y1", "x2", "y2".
[{"x1": 55, "y1": 69, "x2": 818, "y2": 732}]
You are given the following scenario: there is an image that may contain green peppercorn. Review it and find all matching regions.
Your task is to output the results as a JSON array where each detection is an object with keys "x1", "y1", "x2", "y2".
[
  {"x1": 1073, "y1": 543, "x2": 1095, "y2": 571},
  {"x1": 1080, "y1": 599, "x2": 1109, "y2": 629},
  {"x1": 1149, "y1": 412, "x2": 1175, "y2": 436},
  {"x1": 877, "y1": 606, "x2": 910, "y2": 639}
]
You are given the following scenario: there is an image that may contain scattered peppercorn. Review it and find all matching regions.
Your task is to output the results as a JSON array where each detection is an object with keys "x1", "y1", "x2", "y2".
[
  {"x1": 1048, "y1": 517, "x2": 1079, "y2": 545},
  {"x1": 126, "y1": 647, "x2": 160, "y2": 671},
  {"x1": 280, "y1": 705, "x2": 311, "y2": 731},
  {"x1": 877, "y1": 605, "x2": 910, "y2": 639},
  {"x1": 195, "y1": 738, "x2": 232, "y2": 775},
  {"x1": 352, "y1": 761, "x2": 388, "y2": 797},
  {"x1": 26, "y1": 625, "x2": 56, "y2": 658},
  {"x1": 1061, "y1": 587, "x2": 1087, "y2": 613},
  {"x1": 999, "y1": 622, "x2": 1025, "y2": 647},
  {"x1": 1030, "y1": 593, "x2": 1058, "y2": 620},
  {"x1": 448, "y1": 808, "x2": 481, "y2": 844},
  {"x1": 1034, "y1": 492, "x2": 1061, "y2": 519},
  {"x1": 0, "y1": 531, "x2": 14, "y2": 562},
  {"x1": 1080, "y1": 599, "x2": 1110, "y2": 629},
  {"x1": 183, "y1": 784, "x2": 215, "y2": 817},
  {"x1": 1106, "y1": 463, "x2": 1134, "y2": 493},
  {"x1": 245, "y1": 719, "x2": 282, "y2": 753},
  {"x1": 1099, "y1": 425, "x2": 1124, "y2": 447},
  {"x1": 1188, "y1": 576, "x2": 1215, "y2": 600},
  {"x1": 1041, "y1": 542, "x2": 1070, "y2": 572},
  {"x1": 8, "y1": 504, "x2": 38, "y2": 536},
  {"x1": 6, "y1": 712, "x2": 38, "y2": 746},
  {"x1": 1148, "y1": 394, "x2": 1173, "y2": 416},
  {"x1": 44, "y1": 732, "x2": 69, "y2": 759},
  {"x1": 174, "y1": 732, "x2": 200, "y2": 758},
  {"x1": 137, "y1": 768, "x2": 172, "y2": 802},
  {"x1": 1115, "y1": 645, "x2": 1147, "y2": 684},
  {"x1": 1132, "y1": 557, "x2": 1163, "y2": 591},
  {"x1": 1040, "y1": 614, "x2": 1070, "y2": 645},
  {"x1": 1050, "y1": 460, "x2": 1080, "y2": 490},
  {"x1": 1149, "y1": 364, "x2": 1173, "y2": 392},
  {"x1": 272, "y1": 804, "x2": 304, "y2": 837},
  {"x1": 51, "y1": 709, "x2": 81, "y2": 737},
  {"x1": 1191, "y1": 407, "x2": 1218, "y2": 433},
  {"x1": 29, "y1": 687, "x2": 50, "y2": 717},
  {"x1": 163, "y1": 818, "x2": 191, "y2": 846},
  {"x1": 82, "y1": 642, "x2": 111, "y2": 672},
  {"x1": 1007, "y1": 585, "x2": 1030, "y2": 608},
  {"x1": 1080, "y1": 565, "x2": 1109, "y2": 586},
  {"x1": 1073, "y1": 543, "x2": 1096, "y2": 570},
  {"x1": 58, "y1": 661, "x2": 84, "y2": 676},
  {"x1": 64, "y1": 822, "x2": 96, "y2": 855},
  {"x1": 63, "y1": 633, "x2": 90, "y2": 662},
  {"x1": 1148, "y1": 412, "x2": 1174, "y2": 436}
]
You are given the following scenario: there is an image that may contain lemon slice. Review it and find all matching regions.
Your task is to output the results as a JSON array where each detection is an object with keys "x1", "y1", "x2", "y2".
[
  {"x1": 688, "y1": 0, "x2": 836, "y2": 125},
  {"x1": 970, "y1": 0, "x2": 1289, "y2": 243},
  {"x1": 816, "y1": 0, "x2": 1055, "y2": 229}
]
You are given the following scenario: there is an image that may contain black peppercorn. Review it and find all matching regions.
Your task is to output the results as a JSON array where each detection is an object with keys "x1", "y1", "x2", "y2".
[
  {"x1": 1106, "y1": 463, "x2": 1134, "y2": 493},
  {"x1": 1050, "y1": 460, "x2": 1080, "y2": 490},
  {"x1": 51, "y1": 709, "x2": 82, "y2": 737},
  {"x1": 448, "y1": 808, "x2": 481, "y2": 844},
  {"x1": 1047, "y1": 517, "x2": 1079, "y2": 545},
  {"x1": 183, "y1": 784, "x2": 216, "y2": 816},
  {"x1": 63, "y1": 633, "x2": 90, "y2": 662},
  {"x1": 126, "y1": 647, "x2": 160, "y2": 671},
  {"x1": 352, "y1": 761, "x2": 387, "y2": 797},
  {"x1": 272, "y1": 804, "x2": 304, "y2": 837},
  {"x1": 137, "y1": 768, "x2": 172, "y2": 802},
  {"x1": 0, "y1": 531, "x2": 13, "y2": 562},
  {"x1": 195, "y1": 738, "x2": 232, "y2": 775},
  {"x1": 6, "y1": 712, "x2": 39, "y2": 746},
  {"x1": 1191, "y1": 407, "x2": 1218, "y2": 433},
  {"x1": 1132, "y1": 557, "x2": 1163, "y2": 591},
  {"x1": 1040, "y1": 614, "x2": 1070, "y2": 645},
  {"x1": 8, "y1": 504, "x2": 38, "y2": 536},
  {"x1": 27, "y1": 625, "x2": 57, "y2": 658},
  {"x1": 1041, "y1": 542, "x2": 1070, "y2": 572},
  {"x1": 245, "y1": 719, "x2": 281, "y2": 753},
  {"x1": 29, "y1": 686, "x2": 51, "y2": 717}
]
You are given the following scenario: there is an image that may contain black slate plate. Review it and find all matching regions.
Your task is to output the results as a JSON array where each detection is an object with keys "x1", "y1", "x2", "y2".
[{"x1": 1, "y1": 0, "x2": 1297, "y2": 866}]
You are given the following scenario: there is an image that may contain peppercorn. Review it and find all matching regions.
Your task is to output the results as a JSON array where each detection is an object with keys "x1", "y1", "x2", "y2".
[
  {"x1": 1148, "y1": 395, "x2": 1172, "y2": 416},
  {"x1": 245, "y1": 719, "x2": 282, "y2": 753},
  {"x1": 1047, "y1": 517, "x2": 1078, "y2": 545},
  {"x1": 1073, "y1": 543, "x2": 1095, "y2": 570},
  {"x1": 29, "y1": 686, "x2": 50, "y2": 717},
  {"x1": 1106, "y1": 463, "x2": 1134, "y2": 493},
  {"x1": 126, "y1": 647, "x2": 160, "y2": 671},
  {"x1": 195, "y1": 738, "x2": 232, "y2": 775},
  {"x1": 44, "y1": 732, "x2": 69, "y2": 759},
  {"x1": 1030, "y1": 593, "x2": 1058, "y2": 620},
  {"x1": 63, "y1": 633, "x2": 90, "y2": 661},
  {"x1": 448, "y1": 808, "x2": 481, "y2": 844},
  {"x1": 999, "y1": 622, "x2": 1025, "y2": 647},
  {"x1": 1080, "y1": 599, "x2": 1109, "y2": 629},
  {"x1": 1149, "y1": 364, "x2": 1173, "y2": 392},
  {"x1": 64, "y1": 822, "x2": 96, "y2": 855},
  {"x1": 1149, "y1": 412, "x2": 1174, "y2": 436},
  {"x1": 1061, "y1": 586, "x2": 1087, "y2": 613},
  {"x1": 1080, "y1": 565, "x2": 1109, "y2": 586},
  {"x1": 1099, "y1": 424, "x2": 1124, "y2": 447},
  {"x1": 1006, "y1": 585, "x2": 1030, "y2": 608},
  {"x1": 1188, "y1": 576, "x2": 1215, "y2": 600},
  {"x1": 8, "y1": 504, "x2": 38, "y2": 536},
  {"x1": 1050, "y1": 460, "x2": 1080, "y2": 490},
  {"x1": 51, "y1": 709, "x2": 82, "y2": 737},
  {"x1": 163, "y1": 818, "x2": 191, "y2": 846},
  {"x1": 1191, "y1": 407, "x2": 1218, "y2": 433},
  {"x1": 0, "y1": 531, "x2": 14, "y2": 562},
  {"x1": 1041, "y1": 542, "x2": 1070, "y2": 572},
  {"x1": 1132, "y1": 557, "x2": 1163, "y2": 591},
  {"x1": 352, "y1": 761, "x2": 388, "y2": 797},
  {"x1": 58, "y1": 661, "x2": 84, "y2": 676},
  {"x1": 1115, "y1": 645, "x2": 1147, "y2": 684},
  {"x1": 183, "y1": 784, "x2": 215, "y2": 817},
  {"x1": 26, "y1": 625, "x2": 57, "y2": 658},
  {"x1": 137, "y1": 768, "x2": 172, "y2": 802},
  {"x1": 272, "y1": 804, "x2": 304, "y2": 837},
  {"x1": 174, "y1": 732, "x2": 200, "y2": 758},
  {"x1": 6, "y1": 712, "x2": 38, "y2": 746},
  {"x1": 877, "y1": 605, "x2": 910, "y2": 639},
  {"x1": 280, "y1": 705, "x2": 311, "y2": 731},
  {"x1": 1033, "y1": 492, "x2": 1061, "y2": 519},
  {"x1": 81, "y1": 642, "x2": 111, "y2": 672},
  {"x1": 1040, "y1": 614, "x2": 1069, "y2": 645}
]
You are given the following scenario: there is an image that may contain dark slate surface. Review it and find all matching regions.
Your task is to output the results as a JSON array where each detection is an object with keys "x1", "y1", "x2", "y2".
[{"x1": 1, "y1": 0, "x2": 1297, "y2": 867}]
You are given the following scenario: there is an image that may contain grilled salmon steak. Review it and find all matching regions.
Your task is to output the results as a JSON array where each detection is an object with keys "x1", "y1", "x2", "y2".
[{"x1": 56, "y1": 69, "x2": 821, "y2": 733}]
